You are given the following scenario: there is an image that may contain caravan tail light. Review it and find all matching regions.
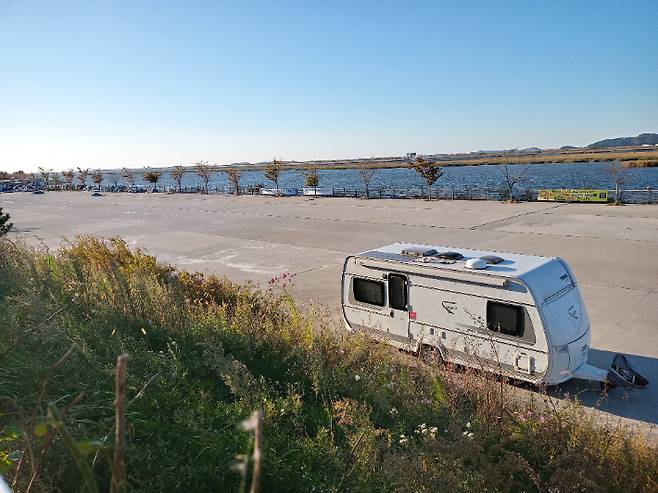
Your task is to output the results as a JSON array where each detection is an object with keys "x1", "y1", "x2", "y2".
[{"x1": 409, "y1": 311, "x2": 417, "y2": 320}]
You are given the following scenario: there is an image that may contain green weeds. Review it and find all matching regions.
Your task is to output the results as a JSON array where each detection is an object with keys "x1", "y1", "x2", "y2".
[{"x1": 0, "y1": 237, "x2": 656, "y2": 492}]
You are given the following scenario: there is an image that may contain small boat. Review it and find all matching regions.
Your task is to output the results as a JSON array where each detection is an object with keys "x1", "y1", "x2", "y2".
[
  {"x1": 260, "y1": 188, "x2": 299, "y2": 196},
  {"x1": 302, "y1": 188, "x2": 333, "y2": 197}
]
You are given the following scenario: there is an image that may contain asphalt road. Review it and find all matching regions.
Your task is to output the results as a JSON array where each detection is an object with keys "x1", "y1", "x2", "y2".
[{"x1": 4, "y1": 191, "x2": 658, "y2": 437}]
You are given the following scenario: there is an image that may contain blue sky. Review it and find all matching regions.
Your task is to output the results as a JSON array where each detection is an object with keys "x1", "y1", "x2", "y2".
[{"x1": 1, "y1": 0, "x2": 657, "y2": 172}]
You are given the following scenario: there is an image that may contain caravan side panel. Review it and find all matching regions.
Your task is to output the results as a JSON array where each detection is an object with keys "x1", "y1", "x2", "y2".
[{"x1": 407, "y1": 282, "x2": 549, "y2": 382}]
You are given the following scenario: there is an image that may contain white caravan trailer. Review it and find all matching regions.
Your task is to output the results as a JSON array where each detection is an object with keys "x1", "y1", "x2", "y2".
[{"x1": 341, "y1": 243, "x2": 648, "y2": 388}]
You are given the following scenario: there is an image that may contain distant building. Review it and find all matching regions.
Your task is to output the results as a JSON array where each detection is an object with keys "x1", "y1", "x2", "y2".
[{"x1": 406, "y1": 152, "x2": 416, "y2": 159}]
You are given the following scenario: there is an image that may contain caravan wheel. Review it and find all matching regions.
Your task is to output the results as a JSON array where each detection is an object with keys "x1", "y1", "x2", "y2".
[{"x1": 418, "y1": 344, "x2": 444, "y2": 366}]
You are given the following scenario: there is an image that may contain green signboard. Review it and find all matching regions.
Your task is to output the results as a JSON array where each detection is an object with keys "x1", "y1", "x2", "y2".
[{"x1": 537, "y1": 189, "x2": 608, "y2": 203}]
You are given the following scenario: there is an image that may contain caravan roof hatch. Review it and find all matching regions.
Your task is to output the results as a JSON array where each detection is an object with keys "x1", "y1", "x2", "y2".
[{"x1": 401, "y1": 246, "x2": 438, "y2": 257}]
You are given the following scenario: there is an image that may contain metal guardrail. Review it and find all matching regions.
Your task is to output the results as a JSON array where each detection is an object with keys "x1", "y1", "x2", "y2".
[{"x1": 7, "y1": 185, "x2": 658, "y2": 204}]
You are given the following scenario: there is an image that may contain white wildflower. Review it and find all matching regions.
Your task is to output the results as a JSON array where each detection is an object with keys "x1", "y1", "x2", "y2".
[
  {"x1": 466, "y1": 421, "x2": 471, "y2": 429},
  {"x1": 354, "y1": 374, "x2": 360, "y2": 381}
]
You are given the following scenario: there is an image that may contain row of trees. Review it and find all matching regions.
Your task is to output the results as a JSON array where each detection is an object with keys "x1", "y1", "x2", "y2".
[
  {"x1": 140, "y1": 162, "x2": 242, "y2": 194},
  {"x1": 30, "y1": 159, "x2": 525, "y2": 200},
  {"x1": 35, "y1": 167, "x2": 107, "y2": 189},
  {"x1": 21, "y1": 158, "x2": 630, "y2": 203},
  {"x1": 59, "y1": 160, "x2": 321, "y2": 196}
]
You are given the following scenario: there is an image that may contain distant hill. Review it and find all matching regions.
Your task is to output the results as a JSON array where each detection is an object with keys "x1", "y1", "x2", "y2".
[{"x1": 588, "y1": 133, "x2": 658, "y2": 148}]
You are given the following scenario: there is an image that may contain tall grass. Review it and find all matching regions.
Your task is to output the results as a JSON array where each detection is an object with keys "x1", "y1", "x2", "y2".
[
  {"x1": 1, "y1": 237, "x2": 656, "y2": 492},
  {"x1": 623, "y1": 159, "x2": 658, "y2": 168}
]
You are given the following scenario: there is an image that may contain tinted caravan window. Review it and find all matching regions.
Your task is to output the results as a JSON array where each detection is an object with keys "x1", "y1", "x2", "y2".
[
  {"x1": 487, "y1": 301, "x2": 524, "y2": 337},
  {"x1": 388, "y1": 274, "x2": 408, "y2": 311},
  {"x1": 353, "y1": 278, "x2": 385, "y2": 306}
]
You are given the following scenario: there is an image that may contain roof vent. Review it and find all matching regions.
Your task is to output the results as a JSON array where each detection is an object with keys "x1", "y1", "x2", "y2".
[
  {"x1": 401, "y1": 246, "x2": 437, "y2": 257},
  {"x1": 435, "y1": 251, "x2": 464, "y2": 261},
  {"x1": 480, "y1": 255, "x2": 504, "y2": 265},
  {"x1": 465, "y1": 258, "x2": 488, "y2": 270}
]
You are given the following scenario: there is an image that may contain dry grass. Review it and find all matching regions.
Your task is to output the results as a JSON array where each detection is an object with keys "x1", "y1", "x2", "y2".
[
  {"x1": 1, "y1": 237, "x2": 657, "y2": 492},
  {"x1": 623, "y1": 159, "x2": 658, "y2": 168}
]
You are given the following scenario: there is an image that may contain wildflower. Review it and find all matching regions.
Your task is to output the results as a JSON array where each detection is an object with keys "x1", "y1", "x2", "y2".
[
  {"x1": 389, "y1": 407, "x2": 398, "y2": 416},
  {"x1": 467, "y1": 432, "x2": 474, "y2": 439},
  {"x1": 354, "y1": 374, "x2": 361, "y2": 381},
  {"x1": 540, "y1": 415, "x2": 546, "y2": 424},
  {"x1": 466, "y1": 421, "x2": 471, "y2": 429},
  {"x1": 399, "y1": 434, "x2": 408, "y2": 444}
]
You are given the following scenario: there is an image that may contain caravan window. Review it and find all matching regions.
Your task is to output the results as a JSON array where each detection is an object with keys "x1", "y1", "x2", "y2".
[
  {"x1": 487, "y1": 301, "x2": 524, "y2": 337},
  {"x1": 353, "y1": 278, "x2": 385, "y2": 306},
  {"x1": 388, "y1": 274, "x2": 408, "y2": 311}
]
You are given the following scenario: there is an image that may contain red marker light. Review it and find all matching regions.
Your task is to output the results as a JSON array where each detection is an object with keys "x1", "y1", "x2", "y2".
[{"x1": 409, "y1": 311, "x2": 417, "y2": 320}]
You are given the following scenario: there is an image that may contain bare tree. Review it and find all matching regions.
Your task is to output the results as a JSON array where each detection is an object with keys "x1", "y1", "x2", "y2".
[
  {"x1": 62, "y1": 169, "x2": 76, "y2": 189},
  {"x1": 38, "y1": 167, "x2": 53, "y2": 189},
  {"x1": 264, "y1": 159, "x2": 283, "y2": 196},
  {"x1": 170, "y1": 165, "x2": 186, "y2": 192},
  {"x1": 607, "y1": 160, "x2": 627, "y2": 205},
  {"x1": 77, "y1": 167, "x2": 90, "y2": 187},
  {"x1": 225, "y1": 169, "x2": 241, "y2": 196},
  {"x1": 122, "y1": 168, "x2": 135, "y2": 187},
  {"x1": 194, "y1": 161, "x2": 213, "y2": 194},
  {"x1": 143, "y1": 171, "x2": 161, "y2": 192},
  {"x1": 409, "y1": 157, "x2": 443, "y2": 200},
  {"x1": 91, "y1": 169, "x2": 104, "y2": 190},
  {"x1": 358, "y1": 167, "x2": 377, "y2": 199},
  {"x1": 52, "y1": 173, "x2": 63, "y2": 189},
  {"x1": 499, "y1": 164, "x2": 530, "y2": 202}
]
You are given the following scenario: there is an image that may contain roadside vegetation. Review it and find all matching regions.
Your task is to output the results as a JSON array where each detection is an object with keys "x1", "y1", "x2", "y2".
[
  {"x1": 1, "y1": 237, "x2": 657, "y2": 492},
  {"x1": 0, "y1": 208, "x2": 12, "y2": 236}
]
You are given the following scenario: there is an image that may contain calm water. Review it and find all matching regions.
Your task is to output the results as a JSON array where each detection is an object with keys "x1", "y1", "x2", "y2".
[{"x1": 104, "y1": 162, "x2": 658, "y2": 192}]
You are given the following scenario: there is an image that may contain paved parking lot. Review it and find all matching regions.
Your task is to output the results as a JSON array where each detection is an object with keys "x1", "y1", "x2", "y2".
[{"x1": 4, "y1": 192, "x2": 658, "y2": 435}]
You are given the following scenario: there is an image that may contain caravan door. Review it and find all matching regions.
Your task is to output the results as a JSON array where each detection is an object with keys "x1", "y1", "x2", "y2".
[{"x1": 386, "y1": 274, "x2": 410, "y2": 340}]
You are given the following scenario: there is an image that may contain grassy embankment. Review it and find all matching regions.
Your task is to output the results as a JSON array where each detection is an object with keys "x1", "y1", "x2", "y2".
[{"x1": 1, "y1": 237, "x2": 657, "y2": 492}]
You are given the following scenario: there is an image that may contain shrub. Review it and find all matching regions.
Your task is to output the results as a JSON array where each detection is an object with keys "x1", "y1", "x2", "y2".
[{"x1": 0, "y1": 208, "x2": 12, "y2": 236}]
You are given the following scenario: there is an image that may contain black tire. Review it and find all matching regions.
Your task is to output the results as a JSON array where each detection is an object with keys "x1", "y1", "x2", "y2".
[{"x1": 418, "y1": 344, "x2": 444, "y2": 366}]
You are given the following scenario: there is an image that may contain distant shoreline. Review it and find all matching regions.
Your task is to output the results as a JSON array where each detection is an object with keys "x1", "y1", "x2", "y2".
[{"x1": 122, "y1": 146, "x2": 658, "y2": 174}]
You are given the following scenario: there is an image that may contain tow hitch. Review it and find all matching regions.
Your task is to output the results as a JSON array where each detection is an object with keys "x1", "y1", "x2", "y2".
[
  {"x1": 571, "y1": 353, "x2": 649, "y2": 389},
  {"x1": 606, "y1": 354, "x2": 649, "y2": 389}
]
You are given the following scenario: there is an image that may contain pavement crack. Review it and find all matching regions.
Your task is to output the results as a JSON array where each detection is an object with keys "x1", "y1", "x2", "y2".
[{"x1": 470, "y1": 203, "x2": 565, "y2": 230}]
